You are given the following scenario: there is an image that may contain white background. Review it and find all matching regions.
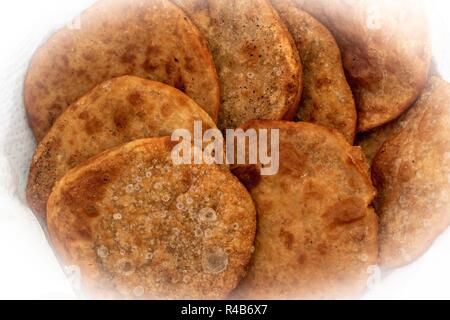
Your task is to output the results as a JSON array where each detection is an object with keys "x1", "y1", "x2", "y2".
[{"x1": 0, "y1": 0, "x2": 449, "y2": 300}]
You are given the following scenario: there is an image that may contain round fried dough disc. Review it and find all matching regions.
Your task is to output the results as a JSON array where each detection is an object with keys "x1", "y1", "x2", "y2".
[
  {"x1": 298, "y1": 0, "x2": 431, "y2": 132},
  {"x1": 174, "y1": 0, "x2": 302, "y2": 130},
  {"x1": 271, "y1": 0, "x2": 356, "y2": 143},
  {"x1": 357, "y1": 127, "x2": 397, "y2": 166},
  {"x1": 27, "y1": 76, "x2": 217, "y2": 222},
  {"x1": 356, "y1": 77, "x2": 438, "y2": 165},
  {"x1": 47, "y1": 137, "x2": 257, "y2": 299},
  {"x1": 372, "y1": 77, "x2": 450, "y2": 268},
  {"x1": 24, "y1": 0, "x2": 220, "y2": 141},
  {"x1": 232, "y1": 121, "x2": 378, "y2": 299}
]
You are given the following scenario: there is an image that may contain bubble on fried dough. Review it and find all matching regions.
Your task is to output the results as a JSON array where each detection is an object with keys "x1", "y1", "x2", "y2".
[
  {"x1": 161, "y1": 193, "x2": 171, "y2": 203},
  {"x1": 116, "y1": 259, "x2": 135, "y2": 276},
  {"x1": 202, "y1": 248, "x2": 228, "y2": 275},
  {"x1": 159, "y1": 210, "x2": 168, "y2": 219},
  {"x1": 133, "y1": 286, "x2": 145, "y2": 297},
  {"x1": 204, "y1": 229, "x2": 213, "y2": 239},
  {"x1": 360, "y1": 254, "x2": 369, "y2": 262},
  {"x1": 186, "y1": 197, "x2": 194, "y2": 205},
  {"x1": 125, "y1": 184, "x2": 134, "y2": 194},
  {"x1": 146, "y1": 251, "x2": 154, "y2": 261},
  {"x1": 113, "y1": 213, "x2": 123, "y2": 221},
  {"x1": 182, "y1": 275, "x2": 192, "y2": 284},
  {"x1": 176, "y1": 202, "x2": 186, "y2": 211},
  {"x1": 97, "y1": 245, "x2": 109, "y2": 258},
  {"x1": 153, "y1": 182, "x2": 163, "y2": 191},
  {"x1": 194, "y1": 228, "x2": 204, "y2": 238},
  {"x1": 199, "y1": 207, "x2": 217, "y2": 223}
]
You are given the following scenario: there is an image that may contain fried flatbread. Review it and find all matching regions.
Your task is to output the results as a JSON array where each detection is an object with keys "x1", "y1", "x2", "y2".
[
  {"x1": 47, "y1": 137, "x2": 257, "y2": 299},
  {"x1": 357, "y1": 76, "x2": 439, "y2": 165},
  {"x1": 174, "y1": 0, "x2": 302, "y2": 130},
  {"x1": 356, "y1": 127, "x2": 397, "y2": 166},
  {"x1": 372, "y1": 77, "x2": 450, "y2": 268},
  {"x1": 271, "y1": 0, "x2": 356, "y2": 143},
  {"x1": 24, "y1": 0, "x2": 220, "y2": 141},
  {"x1": 27, "y1": 76, "x2": 217, "y2": 222},
  {"x1": 232, "y1": 120, "x2": 378, "y2": 299},
  {"x1": 298, "y1": 0, "x2": 431, "y2": 132}
]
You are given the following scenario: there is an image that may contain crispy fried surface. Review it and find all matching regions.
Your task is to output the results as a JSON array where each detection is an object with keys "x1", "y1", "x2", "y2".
[
  {"x1": 174, "y1": 0, "x2": 302, "y2": 130},
  {"x1": 356, "y1": 76, "x2": 438, "y2": 165},
  {"x1": 27, "y1": 76, "x2": 217, "y2": 222},
  {"x1": 298, "y1": 0, "x2": 431, "y2": 132},
  {"x1": 271, "y1": 0, "x2": 356, "y2": 143},
  {"x1": 372, "y1": 77, "x2": 450, "y2": 268},
  {"x1": 24, "y1": 0, "x2": 220, "y2": 141},
  {"x1": 232, "y1": 121, "x2": 378, "y2": 299},
  {"x1": 47, "y1": 137, "x2": 257, "y2": 299},
  {"x1": 356, "y1": 127, "x2": 397, "y2": 166}
]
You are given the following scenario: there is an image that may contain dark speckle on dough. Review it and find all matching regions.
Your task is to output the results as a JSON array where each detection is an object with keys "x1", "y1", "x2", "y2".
[
  {"x1": 85, "y1": 205, "x2": 99, "y2": 218},
  {"x1": 82, "y1": 52, "x2": 95, "y2": 61},
  {"x1": 165, "y1": 62, "x2": 175, "y2": 75},
  {"x1": 84, "y1": 116, "x2": 103, "y2": 135},
  {"x1": 146, "y1": 44, "x2": 161, "y2": 56},
  {"x1": 113, "y1": 108, "x2": 129, "y2": 130},
  {"x1": 174, "y1": 75, "x2": 187, "y2": 93},
  {"x1": 323, "y1": 197, "x2": 366, "y2": 224},
  {"x1": 61, "y1": 167, "x2": 120, "y2": 221},
  {"x1": 49, "y1": 102, "x2": 63, "y2": 124},
  {"x1": 315, "y1": 78, "x2": 333, "y2": 88},
  {"x1": 397, "y1": 161, "x2": 414, "y2": 183},
  {"x1": 297, "y1": 253, "x2": 307, "y2": 265},
  {"x1": 232, "y1": 165, "x2": 261, "y2": 190},
  {"x1": 76, "y1": 69, "x2": 87, "y2": 77},
  {"x1": 77, "y1": 227, "x2": 92, "y2": 240},
  {"x1": 184, "y1": 56, "x2": 196, "y2": 73},
  {"x1": 317, "y1": 243, "x2": 328, "y2": 255},
  {"x1": 280, "y1": 228, "x2": 295, "y2": 250},
  {"x1": 286, "y1": 82, "x2": 297, "y2": 94},
  {"x1": 241, "y1": 42, "x2": 259, "y2": 65},
  {"x1": 121, "y1": 52, "x2": 137, "y2": 64},
  {"x1": 143, "y1": 60, "x2": 158, "y2": 73},
  {"x1": 127, "y1": 91, "x2": 144, "y2": 106}
]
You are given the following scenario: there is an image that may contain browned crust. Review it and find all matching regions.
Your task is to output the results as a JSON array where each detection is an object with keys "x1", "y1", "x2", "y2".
[
  {"x1": 298, "y1": 0, "x2": 432, "y2": 132},
  {"x1": 24, "y1": 0, "x2": 220, "y2": 141},
  {"x1": 27, "y1": 76, "x2": 217, "y2": 223},
  {"x1": 232, "y1": 120, "x2": 378, "y2": 299},
  {"x1": 174, "y1": 0, "x2": 302, "y2": 130},
  {"x1": 372, "y1": 77, "x2": 450, "y2": 268},
  {"x1": 272, "y1": 0, "x2": 356, "y2": 143},
  {"x1": 47, "y1": 137, "x2": 257, "y2": 299}
]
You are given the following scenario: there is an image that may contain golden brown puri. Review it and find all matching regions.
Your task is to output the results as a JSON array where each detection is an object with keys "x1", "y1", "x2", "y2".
[
  {"x1": 27, "y1": 76, "x2": 217, "y2": 223},
  {"x1": 47, "y1": 137, "x2": 257, "y2": 300},
  {"x1": 232, "y1": 120, "x2": 378, "y2": 300},
  {"x1": 174, "y1": 0, "x2": 302, "y2": 130},
  {"x1": 356, "y1": 128, "x2": 396, "y2": 166},
  {"x1": 24, "y1": 0, "x2": 220, "y2": 141},
  {"x1": 271, "y1": 0, "x2": 356, "y2": 143},
  {"x1": 298, "y1": 0, "x2": 431, "y2": 132},
  {"x1": 372, "y1": 77, "x2": 450, "y2": 268},
  {"x1": 356, "y1": 76, "x2": 441, "y2": 165}
]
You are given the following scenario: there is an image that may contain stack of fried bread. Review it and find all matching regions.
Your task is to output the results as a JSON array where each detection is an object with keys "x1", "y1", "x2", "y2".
[{"x1": 24, "y1": 0, "x2": 448, "y2": 299}]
